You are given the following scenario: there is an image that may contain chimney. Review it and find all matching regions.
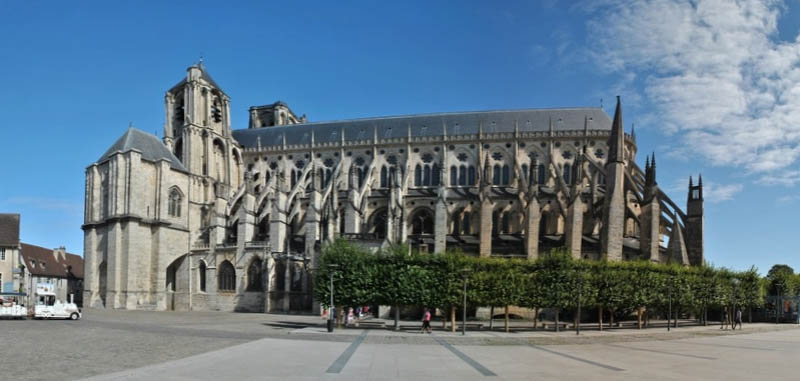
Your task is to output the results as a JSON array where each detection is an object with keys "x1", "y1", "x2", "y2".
[{"x1": 53, "y1": 246, "x2": 66, "y2": 262}]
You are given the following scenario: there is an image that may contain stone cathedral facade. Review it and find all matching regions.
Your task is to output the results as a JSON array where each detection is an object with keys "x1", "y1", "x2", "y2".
[{"x1": 82, "y1": 64, "x2": 704, "y2": 313}]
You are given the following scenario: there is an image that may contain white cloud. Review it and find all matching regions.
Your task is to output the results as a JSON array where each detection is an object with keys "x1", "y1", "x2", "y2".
[{"x1": 583, "y1": 0, "x2": 800, "y2": 183}]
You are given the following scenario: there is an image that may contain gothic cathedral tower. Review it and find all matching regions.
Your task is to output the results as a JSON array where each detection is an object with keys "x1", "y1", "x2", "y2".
[{"x1": 163, "y1": 62, "x2": 242, "y2": 193}]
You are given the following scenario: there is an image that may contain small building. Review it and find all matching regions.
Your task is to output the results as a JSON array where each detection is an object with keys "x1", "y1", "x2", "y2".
[
  {"x1": 0, "y1": 213, "x2": 23, "y2": 293},
  {"x1": 20, "y1": 243, "x2": 84, "y2": 306}
]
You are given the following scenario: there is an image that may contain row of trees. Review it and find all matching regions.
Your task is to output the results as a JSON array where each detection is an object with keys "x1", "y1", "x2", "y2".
[{"x1": 314, "y1": 239, "x2": 764, "y2": 332}]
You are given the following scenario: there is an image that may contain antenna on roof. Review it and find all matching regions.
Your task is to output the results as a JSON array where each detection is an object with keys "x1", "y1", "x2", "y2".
[{"x1": 600, "y1": 98, "x2": 603, "y2": 109}]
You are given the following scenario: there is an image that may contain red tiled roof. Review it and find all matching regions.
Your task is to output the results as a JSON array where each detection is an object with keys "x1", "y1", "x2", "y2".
[{"x1": 20, "y1": 243, "x2": 83, "y2": 279}]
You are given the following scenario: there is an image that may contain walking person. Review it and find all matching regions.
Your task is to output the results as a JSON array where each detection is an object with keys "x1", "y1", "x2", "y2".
[
  {"x1": 720, "y1": 308, "x2": 729, "y2": 330},
  {"x1": 420, "y1": 308, "x2": 432, "y2": 334},
  {"x1": 734, "y1": 308, "x2": 743, "y2": 330}
]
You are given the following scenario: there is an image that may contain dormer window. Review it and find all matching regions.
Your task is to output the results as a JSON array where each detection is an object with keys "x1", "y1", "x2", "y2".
[{"x1": 31, "y1": 260, "x2": 36, "y2": 269}]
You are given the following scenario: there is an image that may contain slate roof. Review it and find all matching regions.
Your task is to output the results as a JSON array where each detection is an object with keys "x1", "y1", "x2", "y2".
[
  {"x1": 96, "y1": 127, "x2": 188, "y2": 172},
  {"x1": 20, "y1": 243, "x2": 83, "y2": 279},
  {"x1": 232, "y1": 108, "x2": 612, "y2": 149},
  {"x1": 169, "y1": 62, "x2": 225, "y2": 95},
  {"x1": 0, "y1": 213, "x2": 20, "y2": 246}
]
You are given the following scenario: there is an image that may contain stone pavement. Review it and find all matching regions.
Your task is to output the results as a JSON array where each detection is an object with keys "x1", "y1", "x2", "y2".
[
  {"x1": 1, "y1": 308, "x2": 798, "y2": 380},
  {"x1": 86, "y1": 326, "x2": 800, "y2": 380}
]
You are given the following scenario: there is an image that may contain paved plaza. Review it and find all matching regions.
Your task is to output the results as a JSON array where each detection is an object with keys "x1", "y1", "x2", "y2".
[{"x1": 1, "y1": 309, "x2": 799, "y2": 380}]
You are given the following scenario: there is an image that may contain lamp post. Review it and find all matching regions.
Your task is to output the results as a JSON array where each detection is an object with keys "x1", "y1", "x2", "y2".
[
  {"x1": 460, "y1": 268, "x2": 470, "y2": 336},
  {"x1": 576, "y1": 269, "x2": 582, "y2": 336},
  {"x1": 327, "y1": 263, "x2": 339, "y2": 333}
]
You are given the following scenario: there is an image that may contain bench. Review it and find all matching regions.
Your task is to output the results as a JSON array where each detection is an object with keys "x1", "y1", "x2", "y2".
[{"x1": 541, "y1": 322, "x2": 570, "y2": 330}]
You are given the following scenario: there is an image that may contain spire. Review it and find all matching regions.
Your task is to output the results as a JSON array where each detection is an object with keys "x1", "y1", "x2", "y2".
[
  {"x1": 689, "y1": 176, "x2": 693, "y2": 187},
  {"x1": 650, "y1": 152, "x2": 656, "y2": 185},
  {"x1": 607, "y1": 96, "x2": 625, "y2": 163},
  {"x1": 631, "y1": 123, "x2": 636, "y2": 143},
  {"x1": 698, "y1": 174, "x2": 702, "y2": 186}
]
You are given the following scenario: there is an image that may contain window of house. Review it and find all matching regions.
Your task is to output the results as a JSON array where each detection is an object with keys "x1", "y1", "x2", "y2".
[{"x1": 0, "y1": 248, "x2": 5, "y2": 261}]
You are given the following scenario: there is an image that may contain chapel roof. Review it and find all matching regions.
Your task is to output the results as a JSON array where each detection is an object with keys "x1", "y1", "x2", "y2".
[
  {"x1": 232, "y1": 107, "x2": 613, "y2": 149},
  {"x1": 0, "y1": 213, "x2": 20, "y2": 247},
  {"x1": 96, "y1": 127, "x2": 188, "y2": 172}
]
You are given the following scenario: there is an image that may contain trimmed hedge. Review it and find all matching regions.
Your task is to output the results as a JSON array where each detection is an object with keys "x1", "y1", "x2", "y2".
[{"x1": 314, "y1": 239, "x2": 763, "y2": 325}]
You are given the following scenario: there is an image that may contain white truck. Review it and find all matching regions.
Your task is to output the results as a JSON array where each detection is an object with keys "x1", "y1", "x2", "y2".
[{"x1": 33, "y1": 283, "x2": 81, "y2": 320}]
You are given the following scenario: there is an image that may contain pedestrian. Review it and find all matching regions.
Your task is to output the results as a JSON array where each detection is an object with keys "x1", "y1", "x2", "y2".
[
  {"x1": 420, "y1": 308, "x2": 432, "y2": 334},
  {"x1": 720, "y1": 308, "x2": 729, "y2": 330},
  {"x1": 734, "y1": 308, "x2": 743, "y2": 330}
]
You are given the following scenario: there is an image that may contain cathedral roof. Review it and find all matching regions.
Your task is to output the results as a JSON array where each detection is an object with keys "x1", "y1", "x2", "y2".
[
  {"x1": 97, "y1": 127, "x2": 188, "y2": 172},
  {"x1": 232, "y1": 108, "x2": 613, "y2": 149}
]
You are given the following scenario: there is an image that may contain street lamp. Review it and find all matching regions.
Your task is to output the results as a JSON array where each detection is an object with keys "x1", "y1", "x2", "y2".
[
  {"x1": 460, "y1": 268, "x2": 470, "y2": 336},
  {"x1": 327, "y1": 263, "x2": 340, "y2": 333},
  {"x1": 576, "y1": 269, "x2": 582, "y2": 336}
]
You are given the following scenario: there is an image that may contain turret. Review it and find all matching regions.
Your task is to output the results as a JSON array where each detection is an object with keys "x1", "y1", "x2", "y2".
[{"x1": 686, "y1": 174, "x2": 704, "y2": 266}]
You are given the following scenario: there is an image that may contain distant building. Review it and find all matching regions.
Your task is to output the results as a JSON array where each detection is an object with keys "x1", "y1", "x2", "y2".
[
  {"x1": 20, "y1": 243, "x2": 84, "y2": 306},
  {"x1": 0, "y1": 213, "x2": 22, "y2": 293}
]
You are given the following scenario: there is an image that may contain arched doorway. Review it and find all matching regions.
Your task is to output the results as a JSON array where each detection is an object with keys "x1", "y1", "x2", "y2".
[{"x1": 368, "y1": 208, "x2": 388, "y2": 239}]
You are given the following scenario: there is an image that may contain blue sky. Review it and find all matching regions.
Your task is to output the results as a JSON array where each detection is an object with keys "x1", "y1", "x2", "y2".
[{"x1": 1, "y1": 1, "x2": 799, "y2": 274}]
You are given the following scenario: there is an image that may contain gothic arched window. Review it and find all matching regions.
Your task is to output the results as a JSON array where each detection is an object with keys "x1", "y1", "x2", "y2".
[
  {"x1": 462, "y1": 213, "x2": 471, "y2": 234},
  {"x1": 538, "y1": 164, "x2": 546, "y2": 185},
  {"x1": 431, "y1": 163, "x2": 440, "y2": 186},
  {"x1": 450, "y1": 166, "x2": 458, "y2": 186},
  {"x1": 168, "y1": 188, "x2": 182, "y2": 217},
  {"x1": 423, "y1": 165, "x2": 431, "y2": 186},
  {"x1": 380, "y1": 166, "x2": 388, "y2": 188},
  {"x1": 198, "y1": 261, "x2": 206, "y2": 292},
  {"x1": 415, "y1": 164, "x2": 422, "y2": 186},
  {"x1": 521, "y1": 164, "x2": 529, "y2": 181},
  {"x1": 459, "y1": 165, "x2": 467, "y2": 186},
  {"x1": 493, "y1": 164, "x2": 502, "y2": 185},
  {"x1": 468, "y1": 166, "x2": 476, "y2": 185},
  {"x1": 563, "y1": 163, "x2": 571, "y2": 184},
  {"x1": 218, "y1": 260, "x2": 236, "y2": 292},
  {"x1": 502, "y1": 165, "x2": 510, "y2": 185},
  {"x1": 246, "y1": 258, "x2": 263, "y2": 291},
  {"x1": 410, "y1": 209, "x2": 434, "y2": 235}
]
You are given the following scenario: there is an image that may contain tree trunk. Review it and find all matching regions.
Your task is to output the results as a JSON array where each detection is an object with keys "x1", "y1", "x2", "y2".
[
  {"x1": 489, "y1": 306, "x2": 494, "y2": 330},
  {"x1": 450, "y1": 306, "x2": 456, "y2": 333},
  {"x1": 442, "y1": 307, "x2": 447, "y2": 329},
  {"x1": 504, "y1": 305, "x2": 510, "y2": 333},
  {"x1": 748, "y1": 306, "x2": 752, "y2": 324},
  {"x1": 393, "y1": 305, "x2": 400, "y2": 331},
  {"x1": 337, "y1": 307, "x2": 344, "y2": 328},
  {"x1": 644, "y1": 308, "x2": 649, "y2": 328},
  {"x1": 555, "y1": 310, "x2": 560, "y2": 332},
  {"x1": 703, "y1": 305, "x2": 708, "y2": 326},
  {"x1": 533, "y1": 307, "x2": 538, "y2": 329},
  {"x1": 609, "y1": 309, "x2": 615, "y2": 328},
  {"x1": 598, "y1": 306, "x2": 603, "y2": 332},
  {"x1": 674, "y1": 307, "x2": 678, "y2": 328},
  {"x1": 637, "y1": 307, "x2": 643, "y2": 330}
]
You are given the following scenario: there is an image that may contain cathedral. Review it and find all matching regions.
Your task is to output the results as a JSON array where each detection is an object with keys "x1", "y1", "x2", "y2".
[{"x1": 82, "y1": 64, "x2": 704, "y2": 313}]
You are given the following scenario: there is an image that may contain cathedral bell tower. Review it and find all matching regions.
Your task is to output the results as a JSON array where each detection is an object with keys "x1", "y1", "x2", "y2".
[{"x1": 162, "y1": 63, "x2": 241, "y2": 191}]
